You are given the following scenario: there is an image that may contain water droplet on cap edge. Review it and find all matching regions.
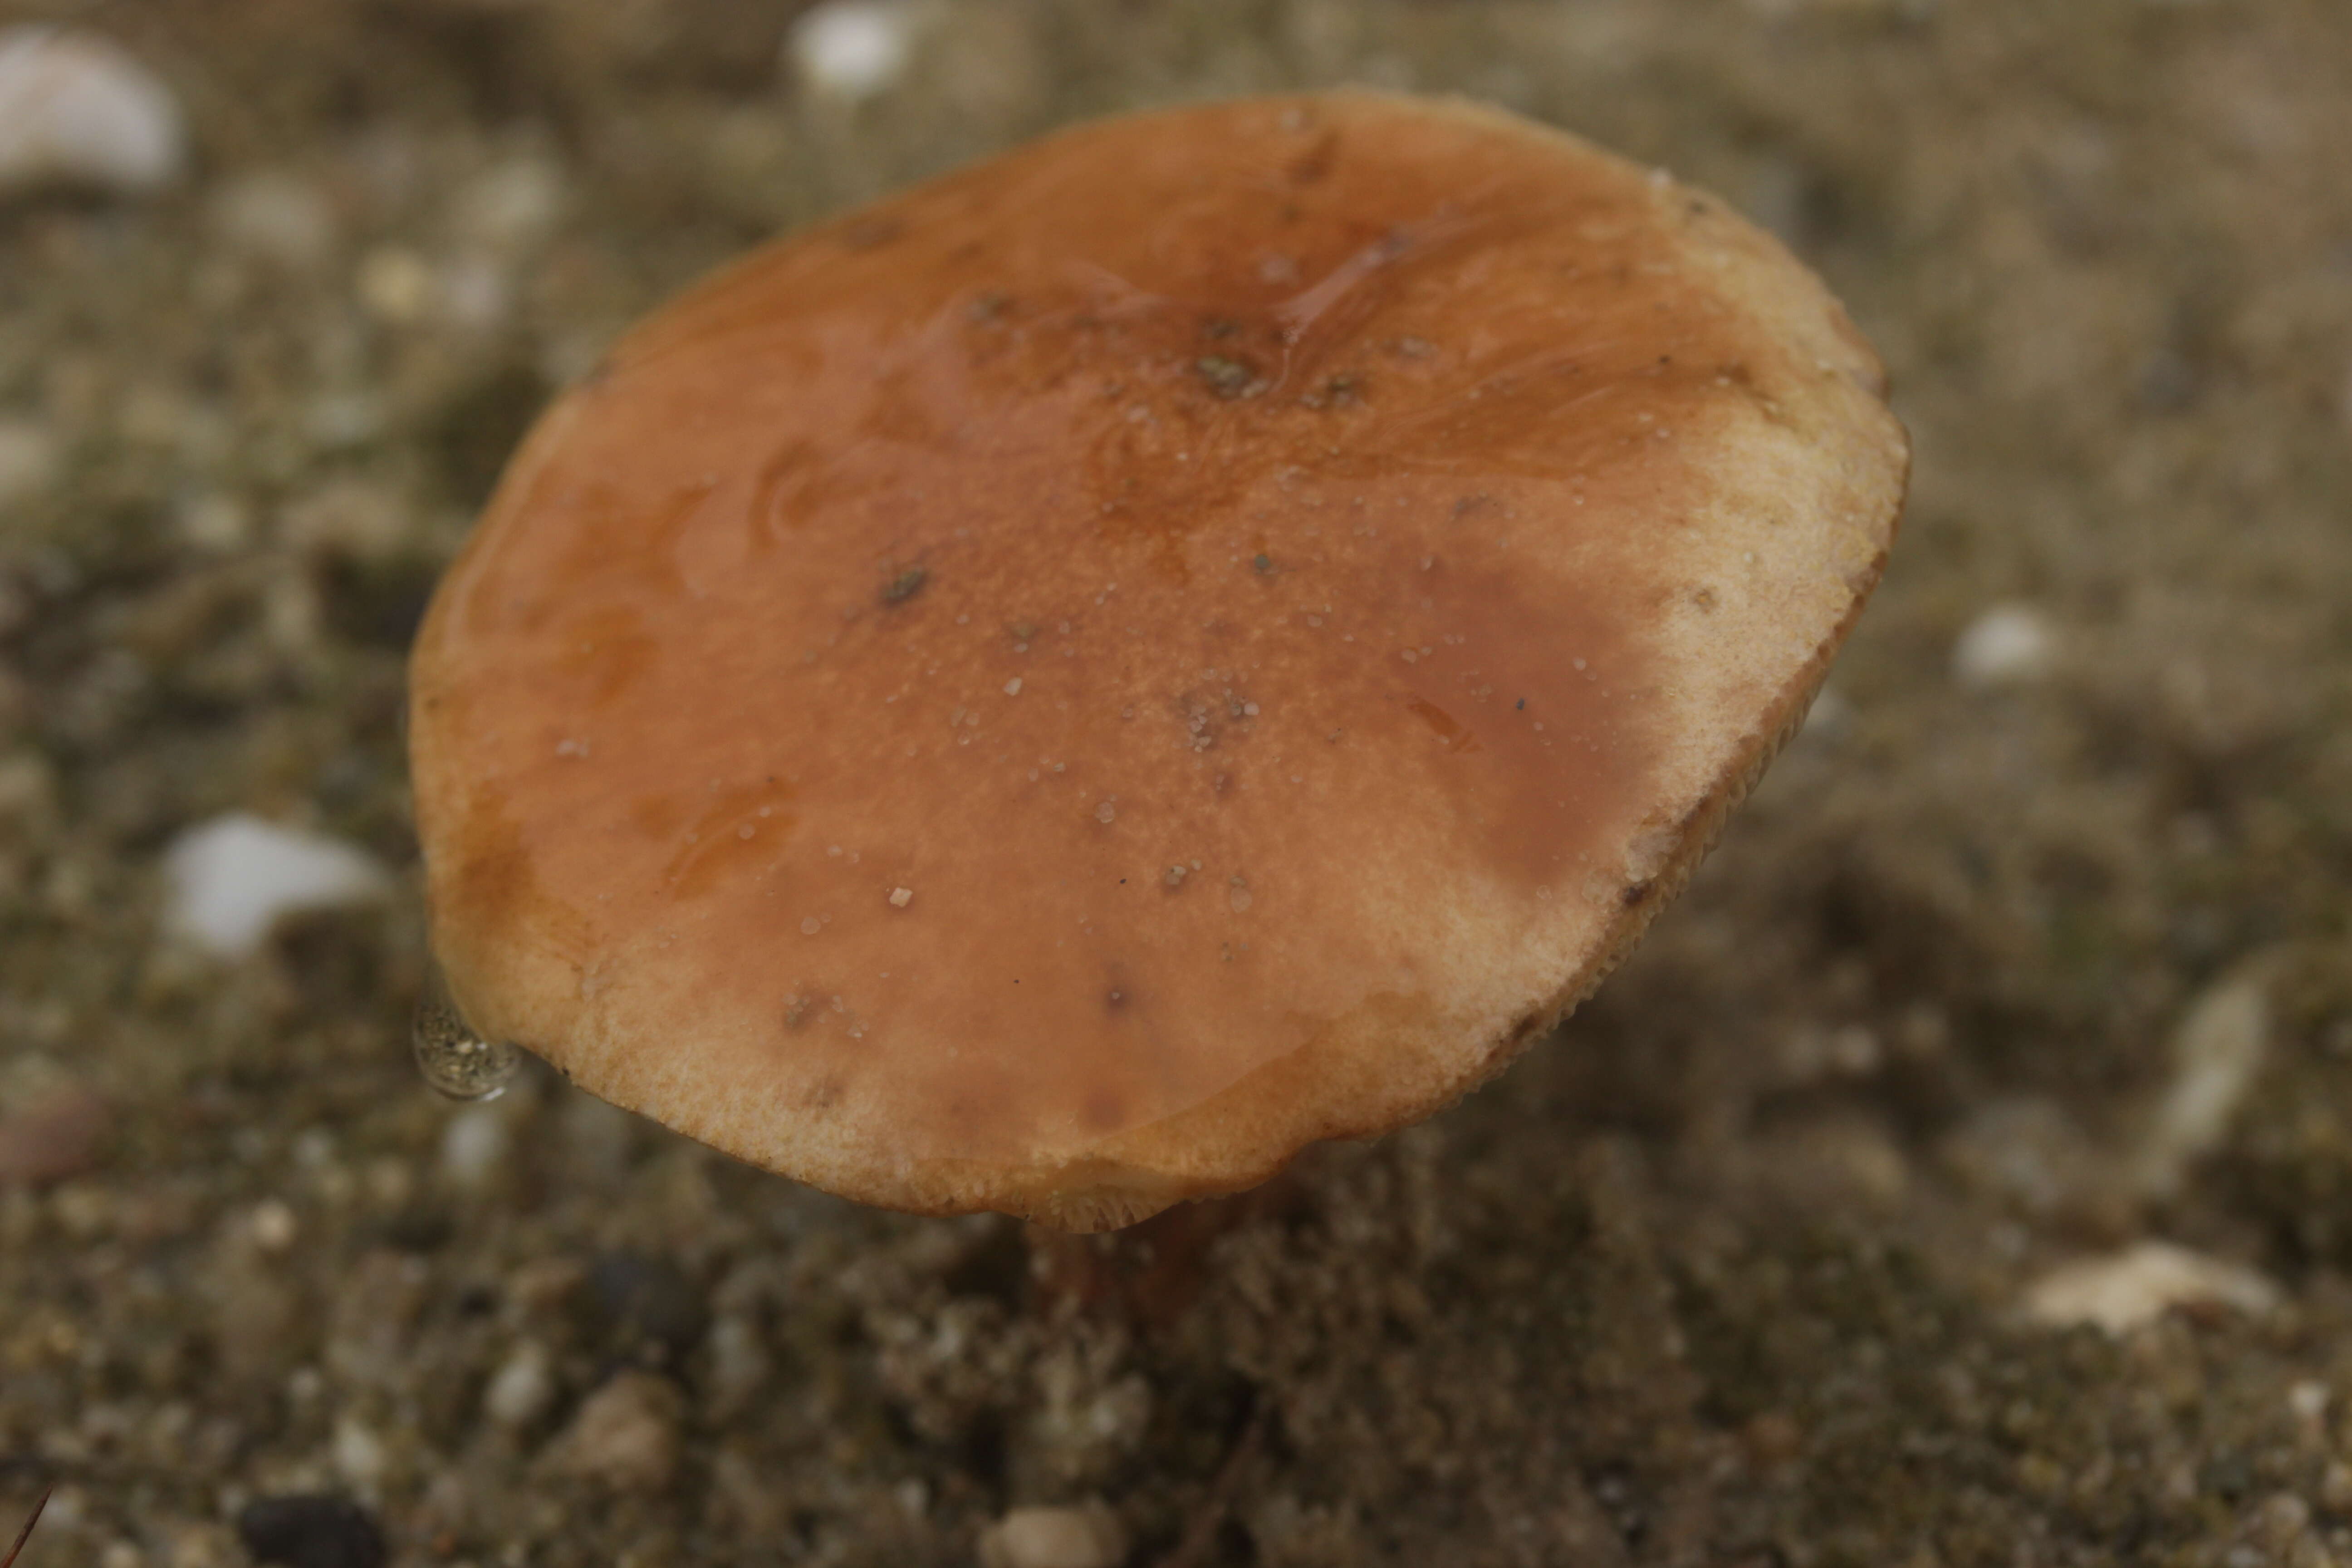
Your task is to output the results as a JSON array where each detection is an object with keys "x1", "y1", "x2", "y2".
[{"x1": 413, "y1": 962, "x2": 521, "y2": 1102}]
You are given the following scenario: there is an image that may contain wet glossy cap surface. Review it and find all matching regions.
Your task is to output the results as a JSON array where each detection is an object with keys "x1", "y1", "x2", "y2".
[{"x1": 409, "y1": 92, "x2": 1906, "y2": 1229}]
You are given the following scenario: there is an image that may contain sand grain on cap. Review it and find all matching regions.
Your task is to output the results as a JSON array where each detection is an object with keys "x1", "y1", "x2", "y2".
[{"x1": 410, "y1": 92, "x2": 1906, "y2": 1229}]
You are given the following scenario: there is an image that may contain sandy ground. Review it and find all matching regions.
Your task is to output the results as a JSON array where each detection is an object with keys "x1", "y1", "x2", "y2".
[{"x1": 4, "y1": 1, "x2": 2352, "y2": 1564}]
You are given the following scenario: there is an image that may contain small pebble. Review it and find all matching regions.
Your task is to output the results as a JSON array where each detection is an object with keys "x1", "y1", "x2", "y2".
[
  {"x1": 2023, "y1": 1240, "x2": 2278, "y2": 1334},
  {"x1": 249, "y1": 1197, "x2": 298, "y2": 1254},
  {"x1": 0, "y1": 27, "x2": 185, "y2": 197},
  {"x1": 0, "y1": 419, "x2": 59, "y2": 507},
  {"x1": 235, "y1": 1494, "x2": 386, "y2": 1568},
  {"x1": 789, "y1": 0, "x2": 922, "y2": 102},
  {"x1": 178, "y1": 492, "x2": 253, "y2": 553},
  {"x1": 163, "y1": 1522, "x2": 237, "y2": 1568},
  {"x1": 2254, "y1": 1492, "x2": 2313, "y2": 1550},
  {"x1": 0, "y1": 1081, "x2": 110, "y2": 1186},
  {"x1": 978, "y1": 1503, "x2": 1127, "y2": 1568},
  {"x1": 483, "y1": 1340, "x2": 554, "y2": 1429},
  {"x1": 554, "y1": 1370, "x2": 683, "y2": 1493},
  {"x1": 355, "y1": 247, "x2": 435, "y2": 325},
  {"x1": 1950, "y1": 603, "x2": 2054, "y2": 690},
  {"x1": 332, "y1": 1415, "x2": 387, "y2": 1491},
  {"x1": 161, "y1": 813, "x2": 392, "y2": 959},
  {"x1": 438, "y1": 1105, "x2": 510, "y2": 1190},
  {"x1": 702, "y1": 1313, "x2": 772, "y2": 1419},
  {"x1": 438, "y1": 255, "x2": 509, "y2": 330},
  {"x1": 2134, "y1": 967, "x2": 2270, "y2": 1197}
]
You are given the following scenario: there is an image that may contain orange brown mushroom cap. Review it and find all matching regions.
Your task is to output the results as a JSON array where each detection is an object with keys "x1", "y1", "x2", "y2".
[{"x1": 408, "y1": 91, "x2": 1907, "y2": 1231}]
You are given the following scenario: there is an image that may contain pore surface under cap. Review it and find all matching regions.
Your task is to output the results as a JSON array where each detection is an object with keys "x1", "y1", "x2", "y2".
[{"x1": 410, "y1": 92, "x2": 1906, "y2": 1230}]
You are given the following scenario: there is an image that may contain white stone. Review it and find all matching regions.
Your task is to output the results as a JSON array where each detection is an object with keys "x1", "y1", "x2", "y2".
[
  {"x1": 439, "y1": 1105, "x2": 510, "y2": 1190},
  {"x1": 333, "y1": 1413, "x2": 387, "y2": 1490},
  {"x1": 978, "y1": 1504, "x2": 1127, "y2": 1568},
  {"x1": 1951, "y1": 602, "x2": 2055, "y2": 689},
  {"x1": 160, "y1": 812, "x2": 392, "y2": 958},
  {"x1": 2024, "y1": 1241, "x2": 2278, "y2": 1335},
  {"x1": 789, "y1": 1, "x2": 924, "y2": 102},
  {"x1": 0, "y1": 27, "x2": 184, "y2": 196},
  {"x1": 483, "y1": 1340, "x2": 554, "y2": 1428},
  {"x1": 2135, "y1": 967, "x2": 2271, "y2": 1196},
  {"x1": 248, "y1": 1198, "x2": 298, "y2": 1254},
  {"x1": 356, "y1": 246, "x2": 435, "y2": 325}
]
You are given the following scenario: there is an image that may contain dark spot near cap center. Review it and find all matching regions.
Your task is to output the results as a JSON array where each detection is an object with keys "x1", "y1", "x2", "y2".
[
  {"x1": 1298, "y1": 372, "x2": 1365, "y2": 410},
  {"x1": 1195, "y1": 356, "x2": 1259, "y2": 398}
]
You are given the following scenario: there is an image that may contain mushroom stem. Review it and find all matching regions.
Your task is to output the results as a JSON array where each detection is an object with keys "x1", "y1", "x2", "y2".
[{"x1": 1026, "y1": 1170, "x2": 1309, "y2": 1329}]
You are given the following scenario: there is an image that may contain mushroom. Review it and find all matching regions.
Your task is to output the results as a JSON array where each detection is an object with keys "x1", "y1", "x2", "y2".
[{"x1": 408, "y1": 92, "x2": 1907, "y2": 1231}]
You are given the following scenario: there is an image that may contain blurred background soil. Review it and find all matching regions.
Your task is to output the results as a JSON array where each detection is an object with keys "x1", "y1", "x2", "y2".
[{"x1": 3, "y1": 1, "x2": 2352, "y2": 1564}]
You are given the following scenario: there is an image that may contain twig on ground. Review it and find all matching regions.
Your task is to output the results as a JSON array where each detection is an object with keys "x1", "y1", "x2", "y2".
[
  {"x1": 1, "y1": 1488, "x2": 49, "y2": 1568},
  {"x1": 1153, "y1": 1410, "x2": 1267, "y2": 1568}
]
